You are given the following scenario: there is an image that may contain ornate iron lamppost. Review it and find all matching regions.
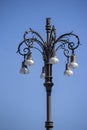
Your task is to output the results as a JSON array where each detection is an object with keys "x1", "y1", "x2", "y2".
[{"x1": 17, "y1": 18, "x2": 80, "y2": 130}]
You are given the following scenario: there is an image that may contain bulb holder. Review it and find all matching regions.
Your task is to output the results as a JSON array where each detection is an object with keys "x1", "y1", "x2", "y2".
[
  {"x1": 70, "y1": 54, "x2": 78, "y2": 69},
  {"x1": 25, "y1": 58, "x2": 34, "y2": 66},
  {"x1": 20, "y1": 61, "x2": 29, "y2": 74},
  {"x1": 40, "y1": 73, "x2": 45, "y2": 79},
  {"x1": 49, "y1": 56, "x2": 59, "y2": 64},
  {"x1": 64, "y1": 63, "x2": 73, "y2": 76},
  {"x1": 40, "y1": 66, "x2": 45, "y2": 79},
  {"x1": 49, "y1": 50, "x2": 59, "y2": 64},
  {"x1": 25, "y1": 52, "x2": 34, "y2": 66}
]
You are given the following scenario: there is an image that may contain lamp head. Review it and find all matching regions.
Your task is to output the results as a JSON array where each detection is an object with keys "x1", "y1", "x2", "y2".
[
  {"x1": 40, "y1": 66, "x2": 45, "y2": 79},
  {"x1": 49, "y1": 51, "x2": 59, "y2": 64},
  {"x1": 70, "y1": 54, "x2": 78, "y2": 69},
  {"x1": 20, "y1": 61, "x2": 29, "y2": 74},
  {"x1": 25, "y1": 52, "x2": 34, "y2": 66},
  {"x1": 64, "y1": 63, "x2": 73, "y2": 76}
]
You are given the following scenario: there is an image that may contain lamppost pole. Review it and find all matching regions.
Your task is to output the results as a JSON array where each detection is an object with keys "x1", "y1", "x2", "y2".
[
  {"x1": 44, "y1": 62, "x2": 53, "y2": 130},
  {"x1": 44, "y1": 18, "x2": 53, "y2": 130},
  {"x1": 17, "y1": 18, "x2": 80, "y2": 130}
]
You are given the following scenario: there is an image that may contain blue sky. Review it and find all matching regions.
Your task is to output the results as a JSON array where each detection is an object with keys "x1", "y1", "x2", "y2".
[{"x1": 0, "y1": 0, "x2": 87, "y2": 130}]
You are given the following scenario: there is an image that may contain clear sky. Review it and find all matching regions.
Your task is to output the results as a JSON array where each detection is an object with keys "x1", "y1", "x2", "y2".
[{"x1": 0, "y1": 0, "x2": 87, "y2": 130}]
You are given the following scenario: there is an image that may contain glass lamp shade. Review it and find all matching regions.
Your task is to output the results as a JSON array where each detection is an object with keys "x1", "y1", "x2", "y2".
[
  {"x1": 64, "y1": 63, "x2": 73, "y2": 76},
  {"x1": 70, "y1": 55, "x2": 78, "y2": 69},
  {"x1": 40, "y1": 72, "x2": 45, "y2": 79},
  {"x1": 64, "y1": 69, "x2": 73, "y2": 76},
  {"x1": 49, "y1": 50, "x2": 59, "y2": 64},
  {"x1": 40, "y1": 67, "x2": 45, "y2": 79},
  {"x1": 20, "y1": 62, "x2": 29, "y2": 74},
  {"x1": 25, "y1": 52, "x2": 34, "y2": 66},
  {"x1": 25, "y1": 58, "x2": 34, "y2": 66},
  {"x1": 70, "y1": 62, "x2": 78, "y2": 69},
  {"x1": 49, "y1": 56, "x2": 59, "y2": 64}
]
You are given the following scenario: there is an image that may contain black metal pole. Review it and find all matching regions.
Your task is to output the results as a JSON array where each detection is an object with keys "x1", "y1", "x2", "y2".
[
  {"x1": 44, "y1": 63, "x2": 54, "y2": 130},
  {"x1": 44, "y1": 18, "x2": 54, "y2": 130}
]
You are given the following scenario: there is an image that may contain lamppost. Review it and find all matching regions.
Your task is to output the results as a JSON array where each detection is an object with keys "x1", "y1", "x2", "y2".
[{"x1": 17, "y1": 18, "x2": 80, "y2": 130}]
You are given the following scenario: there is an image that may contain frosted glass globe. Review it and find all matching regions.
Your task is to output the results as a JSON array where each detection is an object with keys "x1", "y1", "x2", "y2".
[
  {"x1": 25, "y1": 59, "x2": 34, "y2": 66},
  {"x1": 20, "y1": 67, "x2": 29, "y2": 74},
  {"x1": 49, "y1": 56, "x2": 59, "y2": 64},
  {"x1": 70, "y1": 62, "x2": 78, "y2": 69},
  {"x1": 64, "y1": 69, "x2": 73, "y2": 76}
]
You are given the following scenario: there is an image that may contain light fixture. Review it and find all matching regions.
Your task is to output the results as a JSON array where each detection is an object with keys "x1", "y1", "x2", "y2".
[
  {"x1": 64, "y1": 63, "x2": 73, "y2": 76},
  {"x1": 70, "y1": 54, "x2": 78, "y2": 69},
  {"x1": 40, "y1": 66, "x2": 45, "y2": 79},
  {"x1": 20, "y1": 61, "x2": 29, "y2": 74},
  {"x1": 17, "y1": 18, "x2": 80, "y2": 130},
  {"x1": 49, "y1": 51, "x2": 59, "y2": 64},
  {"x1": 25, "y1": 52, "x2": 34, "y2": 66}
]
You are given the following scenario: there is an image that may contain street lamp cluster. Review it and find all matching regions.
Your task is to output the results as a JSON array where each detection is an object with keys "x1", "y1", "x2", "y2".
[
  {"x1": 18, "y1": 19, "x2": 79, "y2": 77},
  {"x1": 64, "y1": 53, "x2": 78, "y2": 76},
  {"x1": 20, "y1": 52, "x2": 34, "y2": 74},
  {"x1": 17, "y1": 18, "x2": 80, "y2": 130},
  {"x1": 20, "y1": 50, "x2": 78, "y2": 76}
]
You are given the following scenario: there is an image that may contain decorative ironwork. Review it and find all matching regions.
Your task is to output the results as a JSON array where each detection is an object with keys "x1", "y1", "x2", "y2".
[{"x1": 17, "y1": 19, "x2": 80, "y2": 63}]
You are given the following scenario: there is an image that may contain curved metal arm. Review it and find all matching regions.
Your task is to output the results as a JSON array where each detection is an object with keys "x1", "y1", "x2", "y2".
[
  {"x1": 68, "y1": 34, "x2": 80, "y2": 50},
  {"x1": 52, "y1": 32, "x2": 80, "y2": 58},
  {"x1": 17, "y1": 38, "x2": 44, "y2": 56},
  {"x1": 17, "y1": 39, "x2": 30, "y2": 56},
  {"x1": 64, "y1": 49, "x2": 70, "y2": 58},
  {"x1": 23, "y1": 28, "x2": 45, "y2": 46},
  {"x1": 17, "y1": 27, "x2": 46, "y2": 57},
  {"x1": 53, "y1": 32, "x2": 80, "y2": 51}
]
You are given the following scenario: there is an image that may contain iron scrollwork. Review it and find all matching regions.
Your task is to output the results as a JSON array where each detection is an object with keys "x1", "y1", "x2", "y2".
[{"x1": 17, "y1": 18, "x2": 80, "y2": 71}]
